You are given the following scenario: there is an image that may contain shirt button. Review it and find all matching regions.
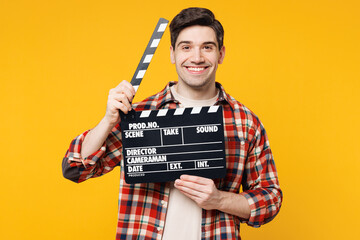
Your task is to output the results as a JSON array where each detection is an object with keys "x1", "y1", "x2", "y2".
[
  {"x1": 161, "y1": 200, "x2": 166, "y2": 206},
  {"x1": 157, "y1": 227, "x2": 162, "y2": 232}
]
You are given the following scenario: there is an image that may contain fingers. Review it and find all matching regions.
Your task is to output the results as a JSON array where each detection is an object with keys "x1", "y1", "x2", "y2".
[
  {"x1": 104, "y1": 80, "x2": 136, "y2": 124},
  {"x1": 108, "y1": 95, "x2": 129, "y2": 114},
  {"x1": 174, "y1": 175, "x2": 213, "y2": 194},
  {"x1": 175, "y1": 180, "x2": 204, "y2": 198},
  {"x1": 108, "y1": 80, "x2": 135, "y2": 113},
  {"x1": 114, "y1": 80, "x2": 136, "y2": 100},
  {"x1": 179, "y1": 175, "x2": 213, "y2": 186},
  {"x1": 177, "y1": 187, "x2": 203, "y2": 202},
  {"x1": 109, "y1": 90, "x2": 131, "y2": 113},
  {"x1": 174, "y1": 175, "x2": 220, "y2": 210}
]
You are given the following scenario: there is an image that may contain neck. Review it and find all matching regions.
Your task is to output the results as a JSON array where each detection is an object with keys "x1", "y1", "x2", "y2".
[{"x1": 174, "y1": 81, "x2": 217, "y2": 100}]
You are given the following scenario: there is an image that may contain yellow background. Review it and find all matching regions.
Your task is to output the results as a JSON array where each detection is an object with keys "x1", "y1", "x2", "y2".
[{"x1": 1, "y1": 0, "x2": 359, "y2": 239}]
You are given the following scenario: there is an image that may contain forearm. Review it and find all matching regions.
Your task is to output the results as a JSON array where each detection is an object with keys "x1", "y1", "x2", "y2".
[
  {"x1": 240, "y1": 187, "x2": 282, "y2": 226},
  {"x1": 63, "y1": 120, "x2": 121, "y2": 183},
  {"x1": 81, "y1": 118, "x2": 115, "y2": 159},
  {"x1": 217, "y1": 190, "x2": 250, "y2": 220},
  {"x1": 63, "y1": 81, "x2": 135, "y2": 182},
  {"x1": 81, "y1": 80, "x2": 135, "y2": 158}
]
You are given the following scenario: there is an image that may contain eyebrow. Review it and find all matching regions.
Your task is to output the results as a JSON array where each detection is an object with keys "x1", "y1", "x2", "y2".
[
  {"x1": 203, "y1": 41, "x2": 218, "y2": 47},
  {"x1": 176, "y1": 41, "x2": 218, "y2": 48},
  {"x1": 176, "y1": 41, "x2": 191, "y2": 47}
]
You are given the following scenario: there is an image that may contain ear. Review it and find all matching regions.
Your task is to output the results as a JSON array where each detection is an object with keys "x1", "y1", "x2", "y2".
[
  {"x1": 170, "y1": 46, "x2": 175, "y2": 64},
  {"x1": 218, "y1": 46, "x2": 225, "y2": 64}
]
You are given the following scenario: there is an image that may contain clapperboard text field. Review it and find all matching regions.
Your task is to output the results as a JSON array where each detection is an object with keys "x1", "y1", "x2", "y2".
[{"x1": 120, "y1": 106, "x2": 226, "y2": 184}]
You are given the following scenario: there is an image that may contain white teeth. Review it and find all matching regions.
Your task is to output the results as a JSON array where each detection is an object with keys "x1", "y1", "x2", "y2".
[{"x1": 187, "y1": 67, "x2": 205, "y2": 72}]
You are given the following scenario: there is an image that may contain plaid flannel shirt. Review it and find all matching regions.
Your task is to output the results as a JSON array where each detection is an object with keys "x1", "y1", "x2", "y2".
[{"x1": 63, "y1": 81, "x2": 282, "y2": 240}]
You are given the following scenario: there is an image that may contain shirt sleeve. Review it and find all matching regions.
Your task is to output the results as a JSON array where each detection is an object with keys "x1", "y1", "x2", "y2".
[
  {"x1": 239, "y1": 121, "x2": 283, "y2": 227},
  {"x1": 62, "y1": 126, "x2": 122, "y2": 183}
]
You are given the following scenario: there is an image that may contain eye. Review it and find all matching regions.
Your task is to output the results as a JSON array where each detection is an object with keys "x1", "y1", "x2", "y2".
[
  {"x1": 182, "y1": 45, "x2": 190, "y2": 50},
  {"x1": 203, "y1": 45, "x2": 214, "y2": 50}
]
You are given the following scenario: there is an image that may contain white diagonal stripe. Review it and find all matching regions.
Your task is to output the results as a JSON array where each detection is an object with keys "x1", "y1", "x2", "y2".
[
  {"x1": 174, "y1": 108, "x2": 185, "y2": 115},
  {"x1": 140, "y1": 110, "x2": 151, "y2": 118},
  {"x1": 157, "y1": 109, "x2": 168, "y2": 116},
  {"x1": 133, "y1": 85, "x2": 139, "y2": 92},
  {"x1": 157, "y1": 23, "x2": 167, "y2": 32},
  {"x1": 143, "y1": 54, "x2": 153, "y2": 63},
  {"x1": 191, "y1": 107, "x2": 202, "y2": 114},
  {"x1": 208, "y1": 105, "x2": 220, "y2": 113},
  {"x1": 136, "y1": 70, "x2": 146, "y2": 79},
  {"x1": 150, "y1": 39, "x2": 160, "y2": 48}
]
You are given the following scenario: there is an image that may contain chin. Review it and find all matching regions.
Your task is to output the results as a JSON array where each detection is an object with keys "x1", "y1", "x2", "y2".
[
  {"x1": 188, "y1": 77, "x2": 215, "y2": 88},
  {"x1": 184, "y1": 80, "x2": 210, "y2": 89}
]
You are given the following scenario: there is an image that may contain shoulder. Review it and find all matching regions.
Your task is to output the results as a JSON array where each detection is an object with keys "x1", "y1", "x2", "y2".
[
  {"x1": 225, "y1": 93, "x2": 264, "y2": 141},
  {"x1": 220, "y1": 83, "x2": 262, "y2": 127},
  {"x1": 233, "y1": 97, "x2": 261, "y2": 126}
]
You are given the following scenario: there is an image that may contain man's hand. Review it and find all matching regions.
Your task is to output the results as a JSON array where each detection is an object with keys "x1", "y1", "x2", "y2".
[
  {"x1": 81, "y1": 80, "x2": 135, "y2": 159},
  {"x1": 104, "y1": 80, "x2": 136, "y2": 127},
  {"x1": 174, "y1": 174, "x2": 251, "y2": 219},
  {"x1": 174, "y1": 175, "x2": 222, "y2": 210}
]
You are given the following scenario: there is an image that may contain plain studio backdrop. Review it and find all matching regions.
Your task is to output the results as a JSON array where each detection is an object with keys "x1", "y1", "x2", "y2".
[{"x1": 1, "y1": 0, "x2": 359, "y2": 239}]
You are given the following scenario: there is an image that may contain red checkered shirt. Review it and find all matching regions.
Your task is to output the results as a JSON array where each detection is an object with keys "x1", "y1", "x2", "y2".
[{"x1": 63, "y1": 81, "x2": 282, "y2": 240}]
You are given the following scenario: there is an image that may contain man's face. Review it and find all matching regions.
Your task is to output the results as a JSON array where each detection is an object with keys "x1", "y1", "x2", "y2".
[{"x1": 170, "y1": 25, "x2": 225, "y2": 90}]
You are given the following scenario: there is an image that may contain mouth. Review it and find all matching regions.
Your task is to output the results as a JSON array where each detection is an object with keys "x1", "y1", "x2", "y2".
[{"x1": 184, "y1": 66, "x2": 209, "y2": 74}]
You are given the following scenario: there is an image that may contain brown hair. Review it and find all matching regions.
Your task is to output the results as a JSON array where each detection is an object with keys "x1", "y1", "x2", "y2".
[{"x1": 169, "y1": 7, "x2": 224, "y2": 50}]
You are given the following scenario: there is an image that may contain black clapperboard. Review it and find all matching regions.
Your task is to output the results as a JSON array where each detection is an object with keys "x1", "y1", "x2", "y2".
[
  {"x1": 120, "y1": 106, "x2": 226, "y2": 183},
  {"x1": 119, "y1": 18, "x2": 225, "y2": 183}
]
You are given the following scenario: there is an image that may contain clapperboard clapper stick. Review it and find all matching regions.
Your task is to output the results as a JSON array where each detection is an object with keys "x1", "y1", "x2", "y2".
[
  {"x1": 120, "y1": 18, "x2": 169, "y2": 121},
  {"x1": 119, "y1": 18, "x2": 226, "y2": 184}
]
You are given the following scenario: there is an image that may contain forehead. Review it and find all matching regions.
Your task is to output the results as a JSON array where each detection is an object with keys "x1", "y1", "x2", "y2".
[{"x1": 176, "y1": 25, "x2": 217, "y2": 45}]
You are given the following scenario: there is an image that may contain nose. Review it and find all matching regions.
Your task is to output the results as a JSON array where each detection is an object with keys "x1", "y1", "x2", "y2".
[{"x1": 190, "y1": 48, "x2": 205, "y2": 64}]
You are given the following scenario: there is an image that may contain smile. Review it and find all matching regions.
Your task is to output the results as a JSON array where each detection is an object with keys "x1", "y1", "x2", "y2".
[{"x1": 185, "y1": 66, "x2": 209, "y2": 73}]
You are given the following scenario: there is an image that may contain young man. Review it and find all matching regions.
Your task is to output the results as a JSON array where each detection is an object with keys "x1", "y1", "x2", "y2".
[{"x1": 62, "y1": 7, "x2": 282, "y2": 240}]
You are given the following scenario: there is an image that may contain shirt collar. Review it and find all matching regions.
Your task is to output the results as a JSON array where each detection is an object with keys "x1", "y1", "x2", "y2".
[
  {"x1": 155, "y1": 81, "x2": 178, "y2": 109},
  {"x1": 215, "y1": 82, "x2": 237, "y2": 111}
]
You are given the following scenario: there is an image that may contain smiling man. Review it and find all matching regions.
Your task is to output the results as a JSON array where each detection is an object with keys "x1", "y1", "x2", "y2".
[
  {"x1": 62, "y1": 7, "x2": 282, "y2": 240},
  {"x1": 170, "y1": 25, "x2": 224, "y2": 100}
]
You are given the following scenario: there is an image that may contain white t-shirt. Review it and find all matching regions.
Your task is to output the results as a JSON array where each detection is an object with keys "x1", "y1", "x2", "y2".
[{"x1": 162, "y1": 86, "x2": 219, "y2": 240}]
